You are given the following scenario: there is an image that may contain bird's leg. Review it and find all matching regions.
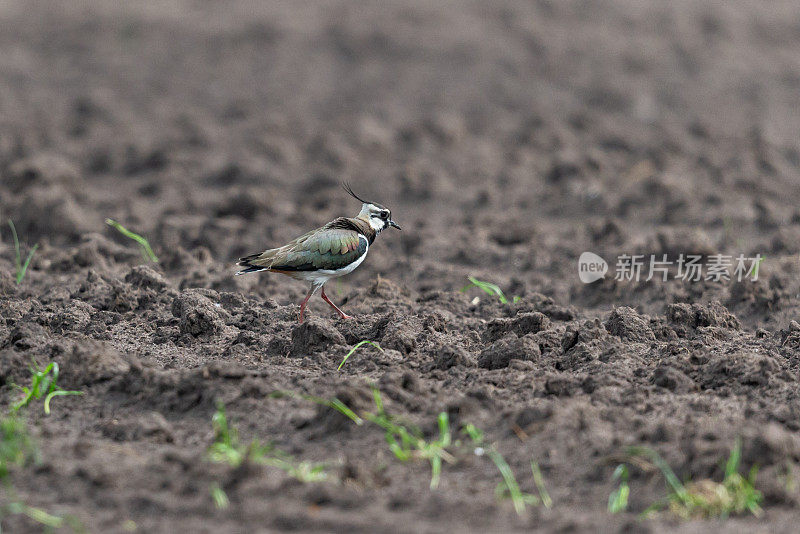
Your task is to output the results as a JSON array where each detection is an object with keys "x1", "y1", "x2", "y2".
[
  {"x1": 320, "y1": 286, "x2": 351, "y2": 320},
  {"x1": 298, "y1": 285, "x2": 319, "y2": 323}
]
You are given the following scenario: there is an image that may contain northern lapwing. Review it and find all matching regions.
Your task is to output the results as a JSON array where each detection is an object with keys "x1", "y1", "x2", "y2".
[{"x1": 235, "y1": 184, "x2": 401, "y2": 322}]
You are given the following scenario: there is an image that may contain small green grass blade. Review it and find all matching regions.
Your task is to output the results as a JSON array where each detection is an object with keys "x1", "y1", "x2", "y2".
[
  {"x1": 461, "y1": 276, "x2": 509, "y2": 304},
  {"x1": 208, "y1": 401, "x2": 328, "y2": 484},
  {"x1": 463, "y1": 423, "x2": 483, "y2": 443},
  {"x1": 0, "y1": 414, "x2": 38, "y2": 470},
  {"x1": 628, "y1": 446, "x2": 689, "y2": 503},
  {"x1": 725, "y1": 439, "x2": 742, "y2": 479},
  {"x1": 11, "y1": 386, "x2": 33, "y2": 412},
  {"x1": 17, "y1": 244, "x2": 38, "y2": 284},
  {"x1": 270, "y1": 390, "x2": 365, "y2": 425},
  {"x1": 105, "y1": 218, "x2": 158, "y2": 262},
  {"x1": 625, "y1": 442, "x2": 763, "y2": 519},
  {"x1": 210, "y1": 483, "x2": 230, "y2": 509},
  {"x1": 371, "y1": 387, "x2": 385, "y2": 416},
  {"x1": 748, "y1": 255, "x2": 765, "y2": 278},
  {"x1": 0, "y1": 414, "x2": 76, "y2": 530},
  {"x1": 338, "y1": 340, "x2": 383, "y2": 371},
  {"x1": 608, "y1": 483, "x2": 630, "y2": 514},
  {"x1": 608, "y1": 464, "x2": 630, "y2": 513},
  {"x1": 8, "y1": 220, "x2": 38, "y2": 284},
  {"x1": 531, "y1": 461, "x2": 552, "y2": 508},
  {"x1": 430, "y1": 455, "x2": 442, "y2": 489},
  {"x1": 43, "y1": 390, "x2": 84, "y2": 415},
  {"x1": 274, "y1": 389, "x2": 459, "y2": 493},
  {"x1": 438, "y1": 412, "x2": 451, "y2": 448},
  {"x1": 426, "y1": 412, "x2": 452, "y2": 490},
  {"x1": 21, "y1": 504, "x2": 64, "y2": 528},
  {"x1": 9, "y1": 361, "x2": 82, "y2": 415},
  {"x1": 328, "y1": 398, "x2": 364, "y2": 425},
  {"x1": 8, "y1": 219, "x2": 21, "y2": 276},
  {"x1": 464, "y1": 423, "x2": 527, "y2": 515},
  {"x1": 489, "y1": 449, "x2": 526, "y2": 515}
]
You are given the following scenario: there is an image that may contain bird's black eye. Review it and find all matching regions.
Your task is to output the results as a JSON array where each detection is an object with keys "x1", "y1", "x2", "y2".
[{"x1": 379, "y1": 211, "x2": 389, "y2": 220}]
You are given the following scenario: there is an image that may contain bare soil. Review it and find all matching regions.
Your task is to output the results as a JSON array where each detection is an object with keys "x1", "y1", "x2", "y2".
[{"x1": 2, "y1": 1, "x2": 800, "y2": 532}]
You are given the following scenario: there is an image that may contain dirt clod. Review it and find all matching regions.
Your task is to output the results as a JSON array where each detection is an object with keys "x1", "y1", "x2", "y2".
[
  {"x1": 605, "y1": 306, "x2": 655, "y2": 342},
  {"x1": 478, "y1": 333, "x2": 540, "y2": 369},
  {"x1": 125, "y1": 265, "x2": 169, "y2": 290},
  {"x1": 290, "y1": 319, "x2": 346, "y2": 355},
  {"x1": 433, "y1": 345, "x2": 476, "y2": 370},
  {"x1": 486, "y1": 311, "x2": 550, "y2": 341},
  {"x1": 172, "y1": 289, "x2": 226, "y2": 336},
  {"x1": 667, "y1": 301, "x2": 741, "y2": 331}
]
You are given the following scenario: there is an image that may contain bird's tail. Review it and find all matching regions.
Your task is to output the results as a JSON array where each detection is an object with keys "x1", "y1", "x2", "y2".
[{"x1": 235, "y1": 252, "x2": 269, "y2": 276}]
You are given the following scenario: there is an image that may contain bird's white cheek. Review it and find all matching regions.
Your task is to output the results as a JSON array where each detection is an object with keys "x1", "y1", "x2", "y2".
[{"x1": 368, "y1": 218, "x2": 384, "y2": 232}]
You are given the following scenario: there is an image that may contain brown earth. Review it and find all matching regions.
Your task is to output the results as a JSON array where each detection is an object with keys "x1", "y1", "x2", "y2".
[{"x1": 2, "y1": 1, "x2": 800, "y2": 532}]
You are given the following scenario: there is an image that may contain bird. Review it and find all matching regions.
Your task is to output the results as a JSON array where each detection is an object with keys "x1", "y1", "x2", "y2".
[{"x1": 235, "y1": 184, "x2": 401, "y2": 322}]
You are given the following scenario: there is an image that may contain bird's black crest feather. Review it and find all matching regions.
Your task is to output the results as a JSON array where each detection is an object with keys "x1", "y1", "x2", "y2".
[{"x1": 342, "y1": 182, "x2": 371, "y2": 204}]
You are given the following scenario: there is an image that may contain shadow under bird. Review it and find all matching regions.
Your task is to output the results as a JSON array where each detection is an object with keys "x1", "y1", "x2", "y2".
[{"x1": 235, "y1": 184, "x2": 401, "y2": 322}]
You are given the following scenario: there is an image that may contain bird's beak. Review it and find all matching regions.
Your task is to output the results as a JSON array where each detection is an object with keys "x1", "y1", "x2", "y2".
[{"x1": 388, "y1": 220, "x2": 401, "y2": 230}]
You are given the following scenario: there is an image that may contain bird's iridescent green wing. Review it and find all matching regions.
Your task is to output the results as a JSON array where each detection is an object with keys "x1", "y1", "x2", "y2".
[{"x1": 265, "y1": 228, "x2": 366, "y2": 271}]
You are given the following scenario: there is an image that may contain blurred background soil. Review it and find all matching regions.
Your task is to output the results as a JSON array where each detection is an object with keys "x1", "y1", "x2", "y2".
[{"x1": 1, "y1": 1, "x2": 800, "y2": 532}]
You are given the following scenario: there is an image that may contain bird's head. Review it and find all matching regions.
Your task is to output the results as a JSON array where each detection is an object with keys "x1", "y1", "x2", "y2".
[{"x1": 344, "y1": 183, "x2": 401, "y2": 233}]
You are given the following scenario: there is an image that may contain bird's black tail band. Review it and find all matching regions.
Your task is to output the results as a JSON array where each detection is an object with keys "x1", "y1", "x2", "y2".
[
  {"x1": 236, "y1": 252, "x2": 268, "y2": 276},
  {"x1": 235, "y1": 265, "x2": 267, "y2": 276}
]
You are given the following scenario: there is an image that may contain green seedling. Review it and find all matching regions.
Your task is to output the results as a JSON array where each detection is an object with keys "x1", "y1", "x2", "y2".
[
  {"x1": 748, "y1": 255, "x2": 765, "y2": 279},
  {"x1": 11, "y1": 362, "x2": 83, "y2": 415},
  {"x1": 105, "y1": 218, "x2": 158, "y2": 262},
  {"x1": 210, "y1": 483, "x2": 230, "y2": 510},
  {"x1": 279, "y1": 389, "x2": 550, "y2": 504},
  {"x1": 366, "y1": 388, "x2": 453, "y2": 489},
  {"x1": 260, "y1": 453, "x2": 327, "y2": 482},
  {"x1": 608, "y1": 464, "x2": 630, "y2": 513},
  {"x1": 622, "y1": 441, "x2": 762, "y2": 519},
  {"x1": 530, "y1": 460, "x2": 553, "y2": 508},
  {"x1": 338, "y1": 340, "x2": 383, "y2": 371},
  {"x1": 494, "y1": 461, "x2": 552, "y2": 510},
  {"x1": 461, "y1": 276, "x2": 519, "y2": 304},
  {"x1": 208, "y1": 401, "x2": 247, "y2": 467},
  {"x1": 1, "y1": 501, "x2": 65, "y2": 531},
  {"x1": 463, "y1": 424, "x2": 551, "y2": 515},
  {"x1": 7, "y1": 220, "x2": 38, "y2": 284},
  {"x1": 282, "y1": 388, "x2": 454, "y2": 489},
  {"x1": 269, "y1": 390, "x2": 364, "y2": 425},
  {"x1": 0, "y1": 415, "x2": 38, "y2": 479},
  {"x1": 0, "y1": 415, "x2": 79, "y2": 532},
  {"x1": 208, "y1": 402, "x2": 326, "y2": 482}
]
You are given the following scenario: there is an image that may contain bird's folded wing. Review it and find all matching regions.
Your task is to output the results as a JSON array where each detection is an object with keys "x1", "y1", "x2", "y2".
[{"x1": 248, "y1": 228, "x2": 366, "y2": 271}]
